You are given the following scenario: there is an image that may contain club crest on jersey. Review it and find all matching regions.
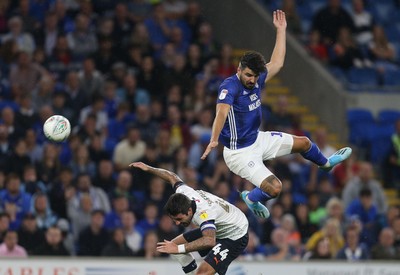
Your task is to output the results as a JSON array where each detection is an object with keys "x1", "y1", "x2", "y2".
[
  {"x1": 219, "y1": 89, "x2": 228, "y2": 100},
  {"x1": 199, "y1": 211, "x2": 209, "y2": 220}
]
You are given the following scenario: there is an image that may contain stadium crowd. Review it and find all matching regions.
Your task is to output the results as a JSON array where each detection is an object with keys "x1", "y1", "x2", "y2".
[{"x1": 0, "y1": 0, "x2": 399, "y2": 261}]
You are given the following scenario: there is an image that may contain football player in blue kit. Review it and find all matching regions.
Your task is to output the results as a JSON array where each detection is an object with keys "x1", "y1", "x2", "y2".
[{"x1": 201, "y1": 10, "x2": 352, "y2": 219}]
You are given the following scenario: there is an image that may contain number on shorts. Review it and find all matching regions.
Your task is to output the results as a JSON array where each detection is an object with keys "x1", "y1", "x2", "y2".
[
  {"x1": 270, "y1": 132, "x2": 282, "y2": 137},
  {"x1": 212, "y1": 243, "x2": 229, "y2": 261}
]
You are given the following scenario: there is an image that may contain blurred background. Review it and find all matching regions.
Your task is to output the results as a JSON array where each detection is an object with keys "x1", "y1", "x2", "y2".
[{"x1": 0, "y1": 0, "x2": 399, "y2": 265}]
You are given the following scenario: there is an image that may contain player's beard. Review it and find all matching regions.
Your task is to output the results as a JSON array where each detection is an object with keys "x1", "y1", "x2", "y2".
[{"x1": 239, "y1": 74, "x2": 255, "y2": 89}]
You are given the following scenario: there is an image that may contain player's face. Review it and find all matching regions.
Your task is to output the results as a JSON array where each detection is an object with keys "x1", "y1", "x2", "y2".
[
  {"x1": 238, "y1": 67, "x2": 259, "y2": 89},
  {"x1": 170, "y1": 208, "x2": 193, "y2": 227}
]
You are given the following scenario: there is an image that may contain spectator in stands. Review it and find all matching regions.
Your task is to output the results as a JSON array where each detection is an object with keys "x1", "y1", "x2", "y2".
[
  {"x1": 383, "y1": 118, "x2": 400, "y2": 188},
  {"x1": 67, "y1": 13, "x2": 98, "y2": 59},
  {"x1": 1, "y1": 16, "x2": 35, "y2": 54},
  {"x1": 17, "y1": 212, "x2": 45, "y2": 254},
  {"x1": 35, "y1": 143, "x2": 61, "y2": 185},
  {"x1": 33, "y1": 11, "x2": 60, "y2": 57},
  {"x1": 0, "y1": 0, "x2": 10, "y2": 35},
  {"x1": 350, "y1": 0, "x2": 374, "y2": 47},
  {"x1": 307, "y1": 191, "x2": 327, "y2": 226},
  {"x1": 265, "y1": 227, "x2": 300, "y2": 260},
  {"x1": 311, "y1": 0, "x2": 354, "y2": 45},
  {"x1": 306, "y1": 30, "x2": 329, "y2": 63},
  {"x1": 104, "y1": 195, "x2": 130, "y2": 230},
  {"x1": 48, "y1": 166, "x2": 74, "y2": 219},
  {"x1": 0, "y1": 173, "x2": 31, "y2": 229},
  {"x1": 342, "y1": 161, "x2": 388, "y2": 214},
  {"x1": 346, "y1": 188, "x2": 378, "y2": 226},
  {"x1": 332, "y1": 149, "x2": 360, "y2": 194},
  {"x1": 196, "y1": 22, "x2": 219, "y2": 59},
  {"x1": 136, "y1": 202, "x2": 159, "y2": 235},
  {"x1": 281, "y1": 0, "x2": 302, "y2": 36},
  {"x1": 92, "y1": 35, "x2": 118, "y2": 75},
  {"x1": 77, "y1": 209, "x2": 109, "y2": 256},
  {"x1": 101, "y1": 227, "x2": 135, "y2": 257},
  {"x1": 112, "y1": 3, "x2": 134, "y2": 52},
  {"x1": 69, "y1": 173, "x2": 111, "y2": 214},
  {"x1": 336, "y1": 225, "x2": 369, "y2": 260},
  {"x1": 281, "y1": 213, "x2": 302, "y2": 252},
  {"x1": 64, "y1": 71, "x2": 88, "y2": 121},
  {"x1": 240, "y1": 229, "x2": 267, "y2": 261},
  {"x1": 156, "y1": 214, "x2": 178, "y2": 244},
  {"x1": 144, "y1": 4, "x2": 172, "y2": 56},
  {"x1": 1, "y1": 106, "x2": 24, "y2": 140},
  {"x1": 370, "y1": 227, "x2": 400, "y2": 260},
  {"x1": 31, "y1": 192, "x2": 57, "y2": 230},
  {"x1": 161, "y1": 104, "x2": 192, "y2": 151},
  {"x1": 329, "y1": 27, "x2": 368, "y2": 70},
  {"x1": 92, "y1": 159, "x2": 115, "y2": 193},
  {"x1": 368, "y1": 25, "x2": 398, "y2": 74},
  {"x1": 21, "y1": 128, "x2": 42, "y2": 163},
  {"x1": 306, "y1": 218, "x2": 344, "y2": 258},
  {"x1": 79, "y1": 94, "x2": 108, "y2": 134},
  {"x1": 133, "y1": 104, "x2": 159, "y2": 144},
  {"x1": 31, "y1": 77, "x2": 55, "y2": 111},
  {"x1": 265, "y1": 95, "x2": 295, "y2": 132},
  {"x1": 0, "y1": 124, "x2": 12, "y2": 169},
  {"x1": 303, "y1": 237, "x2": 332, "y2": 260},
  {"x1": 185, "y1": 44, "x2": 203, "y2": 78},
  {"x1": 113, "y1": 126, "x2": 146, "y2": 171},
  {"x1": 109, "y1": 170, "x2": 135, "y2": 208},
  {"x1": 69, "y1": 144, "x2": 96, "y2": 178},
  {"x1": 392, "y1": 217, "x2": 400, "y2": 249},
  {"x1": 9, "y1": 50, "x2": 48, "y2": 98},
  {"x1": 294, "y1": 204, "x2": 318, "y2": 243},
  {"x1": 261, "y1": 202, "x2": 284, "y2": 244},
  {"x1": 135, "y1": 230, "x2": 167, "y2": 259},
  {"x1": 77, "y1": 58, "x2": 104, "y2": 97},
  {"x1": 67, "y1": 192, "x2": 92, "y2": 239},
  {"x1": 6, "y1": 139, "x2": 31, "y2": 177},
  {"x1": 52, "y1": 89, "x2": 74, "y2": 122},
  {"x1": 32, "y1": 226, "x2": 70, "y2": 256},
  {"x1": 0, "y1": 230, "x2": 27, "y2": 257},
  {"x1": 121, "y1": 210, "x2": 142, "y2": 254},
  {"x1": 0, "y1": 213, "x2": 10, "y2": 243},
  {"x1": 322, "y1": 197, "x2": 346, "y2": 231}
]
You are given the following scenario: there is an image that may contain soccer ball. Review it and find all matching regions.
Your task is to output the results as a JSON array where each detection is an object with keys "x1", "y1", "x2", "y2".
[{"x1": 43, "y1": 115, "x2": 71, "y2": 142}]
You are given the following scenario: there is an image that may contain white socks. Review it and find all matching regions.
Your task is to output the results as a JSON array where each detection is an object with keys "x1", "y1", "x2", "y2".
[{"x1": 171, "y1": 253, "x2": 197, "y2": 274}]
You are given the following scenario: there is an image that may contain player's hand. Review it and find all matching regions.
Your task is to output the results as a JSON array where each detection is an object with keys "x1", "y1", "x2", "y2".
[
  {"x1": 129, "y1": 162, "x2": 149, "y2": 171},
  {"x1": 273, "y1": 10, "x2": 287, "y2": 30},
  {"x1": 157, "y1": 240, "x2": 178, "y2": 254},
  {"x1": 201, "y1": 141, "x2": 218, "y2": 160}
]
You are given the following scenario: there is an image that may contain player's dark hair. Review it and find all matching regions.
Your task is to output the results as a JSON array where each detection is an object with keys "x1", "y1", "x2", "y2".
[
  {"x1": 164, "y1": 193, "x2": 192, "y2": 216},
  {"x1": 239, "y1": 51, "x2": 267, "y2": 75}
]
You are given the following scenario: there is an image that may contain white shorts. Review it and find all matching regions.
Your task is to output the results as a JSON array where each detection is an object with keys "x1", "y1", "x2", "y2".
[{"x1": 223, "y1": 131, "x2": 293, "y2": 187}]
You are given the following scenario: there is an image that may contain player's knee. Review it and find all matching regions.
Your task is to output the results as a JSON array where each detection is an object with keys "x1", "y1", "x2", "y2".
[
  {"x1": 260, "y1": 175, "x2": 282, "y2": 198},
  {"x1": 196, "y1": 263, "x2": 215, "y2": 275},
  {"x1": 294, "y1": 136, "x2": 312, "y2": 152}
]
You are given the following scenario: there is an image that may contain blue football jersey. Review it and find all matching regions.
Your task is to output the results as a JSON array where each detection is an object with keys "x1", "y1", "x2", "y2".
[{"x1": 217, "y1": 72, "x2": 267, "y2": 149}]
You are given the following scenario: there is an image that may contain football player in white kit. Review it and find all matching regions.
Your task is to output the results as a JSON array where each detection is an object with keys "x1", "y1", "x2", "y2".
[{"x1": 130, "y1": 162, "x2": 249, "y2": 275}]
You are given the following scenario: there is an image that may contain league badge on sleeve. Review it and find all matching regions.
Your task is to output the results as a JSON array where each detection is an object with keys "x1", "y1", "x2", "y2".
[
  {"x1": 219, "y1": 89, "x2": 228, "y2": 100},
  {"x1": 199, "y1": 211, "x2": 209, "y2": 220}
]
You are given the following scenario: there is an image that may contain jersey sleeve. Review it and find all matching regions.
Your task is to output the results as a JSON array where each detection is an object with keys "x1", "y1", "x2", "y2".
[
  {"x1": 258, "y1": 71, "x2": 268, "y2": 90},
  {"x1": 217, "y1": 79, "x2": 238, "y2": 105}
]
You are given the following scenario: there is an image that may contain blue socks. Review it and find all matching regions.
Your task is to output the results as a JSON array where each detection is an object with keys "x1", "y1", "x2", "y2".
[
  {"x1": 300, "y1": 142, "x2": 328, "y2": 166},
  {"x1": 248, "y1": 187, "x2": 273, "y2": 203}
]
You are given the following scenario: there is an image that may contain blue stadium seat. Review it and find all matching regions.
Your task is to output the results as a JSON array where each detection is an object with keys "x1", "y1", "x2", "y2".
[
  {"x1": 347, "y1": 108, "x2": 375, "y2": 126},
  {"x1": 377, "y1": 109, "x2": 400, "y2": 125},
  {"x1": 367, "y1": 124, "x2": 395, "y2": 163},
  {"x1": 371, "y1": 2, "x2": 396, "y2": 26},
  {"x1": 347, "y1": 68, "x2": 379, "y2": 86},
  {"x1": 382, "y1": 70, "x2": 400, "y2": 86}
]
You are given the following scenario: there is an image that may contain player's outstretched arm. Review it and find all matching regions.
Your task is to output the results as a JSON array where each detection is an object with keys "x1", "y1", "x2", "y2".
[
  {"x1": 201, "y1": 103, "x2": 230, "y2": 160},
  {"x1": 265, "y1": 10, "x2": 287, "y2": 83},
  {"x1": 129, "y1": 162, "x2": 183, "y2": 186}
]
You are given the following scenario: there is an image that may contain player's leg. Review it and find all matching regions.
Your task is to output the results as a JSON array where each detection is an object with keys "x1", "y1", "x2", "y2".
[
  {"x1": 170, "y1": 232, "x2": 200, "y2": 274},
  {"x1": 199, "y1": 234, "x2": 248, "y2": 275},
  {"x1": 291, "y1": 135, "x2": 352, "y2": 172}
]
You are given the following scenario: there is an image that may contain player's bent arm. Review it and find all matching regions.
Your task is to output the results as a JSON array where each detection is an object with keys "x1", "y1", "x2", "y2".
[
  {"x1": 129, "y1": 162, "x2": 183, "y2": 187},
  {"x1": 210, "y1": 103, "x2": 230, "y2": 142},
  {"x1": 182, "y1": 229, "x2": 216, "y2": 253},
  {"x1": 171, "y1": 233, "x2": 188, "y2": 245}
]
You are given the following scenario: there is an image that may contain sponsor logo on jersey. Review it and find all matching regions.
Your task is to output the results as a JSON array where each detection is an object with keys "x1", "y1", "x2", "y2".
[
  {"x1": 243, "y1": 90, "x2": 248, "y2": 95},
  {"x1": 219, "y1": 89, "x2": 228, "y2": 100}
]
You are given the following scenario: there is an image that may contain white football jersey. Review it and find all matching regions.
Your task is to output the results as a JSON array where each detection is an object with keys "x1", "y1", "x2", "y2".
[{"x1": 176, "y1": 184, "x2": 248, "y2": 240}]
